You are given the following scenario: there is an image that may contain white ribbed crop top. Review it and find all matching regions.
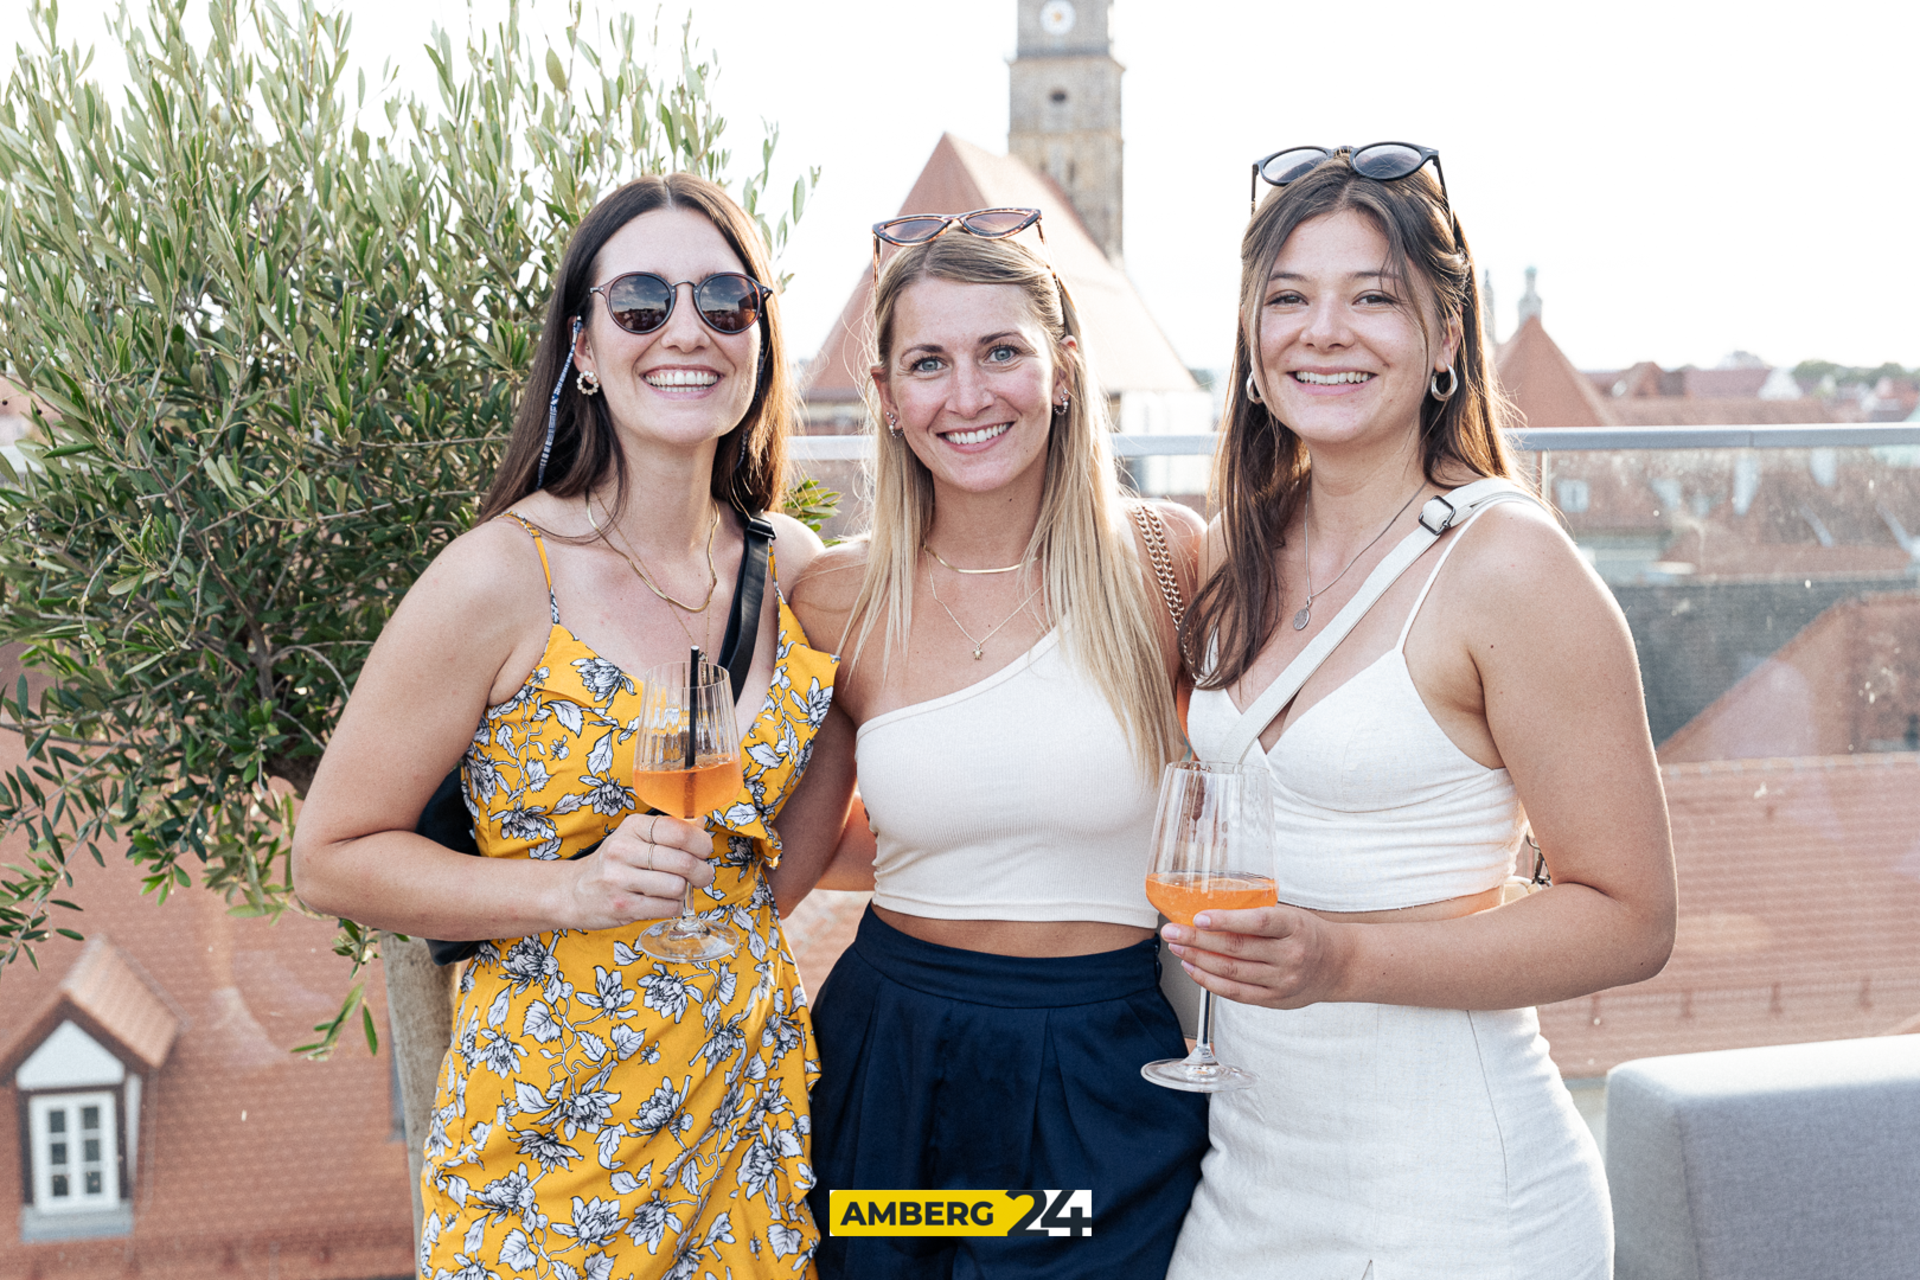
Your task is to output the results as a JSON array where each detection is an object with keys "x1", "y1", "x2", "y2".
[
  {"x1": 1188, "y1": 512, "x2": 1527, "y2": 913},
  {"x1": 854, "y1": 629, "x2": 1161, "y2": 928}
]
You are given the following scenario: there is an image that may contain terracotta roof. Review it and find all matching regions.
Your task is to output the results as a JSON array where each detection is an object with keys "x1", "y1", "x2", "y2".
[
  {"x1": 0, "y1": 935, "x2": 180, "y2": 1077},
  {"x1": 802, "y1": 133, "x2": 1196, "y2": 409},
  {"x1": 1658, "y1": 590, "x2": 1920, "y2": 763},
  {"x1": 1608, "y1": 395, "x2": 1835, "y2": 427},
  {"x1": 1495, "y1": 314, "x2": 1615, "y2": 429},
  {"x1": 1540, "y1": 753, "x2": 1920, "y2": 1077},
  {"x1": 0, "y1": 736, "x2": 411, "y2": 1276},
  {"x1": 1679, "y1": 367, "x2": 1771, "y2": 399}
]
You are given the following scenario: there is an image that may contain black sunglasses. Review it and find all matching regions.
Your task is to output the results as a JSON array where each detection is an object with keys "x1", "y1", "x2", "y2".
[
  {"x1": 870, "y1": 207, "x2": 1046, "y2": 283},
  {"x1": 586, "y1": 271, "x2": 772, "y2": 336},
  {"x1": 1250, "y1": 142, "x2": 1450, "y2": 216}
]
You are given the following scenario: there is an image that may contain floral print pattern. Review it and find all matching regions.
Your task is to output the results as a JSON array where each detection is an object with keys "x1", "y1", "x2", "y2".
[{"x1": 419, "y1": 532, "x2": 836, "y2": 1280}]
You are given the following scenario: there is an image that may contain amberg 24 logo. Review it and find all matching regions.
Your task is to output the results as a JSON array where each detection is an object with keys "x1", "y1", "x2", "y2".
[{"x1": 828, "y1": 1188, "x2": 1094, "y2": 1238}]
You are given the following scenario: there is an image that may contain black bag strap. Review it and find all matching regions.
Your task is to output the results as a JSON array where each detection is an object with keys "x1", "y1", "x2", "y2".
[{"x1": 719, "y1": 511, "x2": 775, "y2": 704}]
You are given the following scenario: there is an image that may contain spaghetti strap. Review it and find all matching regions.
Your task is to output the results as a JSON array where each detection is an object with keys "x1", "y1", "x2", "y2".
[{"x1": 501, "y1": 514, "x2": 561, "y2": 625}]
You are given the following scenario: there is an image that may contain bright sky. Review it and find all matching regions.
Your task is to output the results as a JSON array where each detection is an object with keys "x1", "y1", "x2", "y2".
[{"x1": 14, "y1": 0, "x2": 1919, "y2": 375}]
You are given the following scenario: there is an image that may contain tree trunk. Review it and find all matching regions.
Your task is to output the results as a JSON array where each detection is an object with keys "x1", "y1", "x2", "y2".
[{"x1": 381, "y1": 932, "x2": 457, "y2": 1249}]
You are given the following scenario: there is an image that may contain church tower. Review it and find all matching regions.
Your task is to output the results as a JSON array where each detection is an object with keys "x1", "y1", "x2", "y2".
[{"x1": 1008, "y1": 0, "x2": 1125, "y2": 262}]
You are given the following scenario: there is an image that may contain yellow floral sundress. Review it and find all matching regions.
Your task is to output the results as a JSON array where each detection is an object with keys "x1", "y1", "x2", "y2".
[{"x1": 419, "y1": 518, "x2": 835, "y2": 1280}]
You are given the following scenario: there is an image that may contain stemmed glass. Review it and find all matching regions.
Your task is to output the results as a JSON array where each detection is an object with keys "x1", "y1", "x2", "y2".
[
  {"x1": 1141, "y1": 760, "x2": 1277, "y2": 1093},
  {"x1": 630, "y1": 652, "x2": 743, "y2": 963}
]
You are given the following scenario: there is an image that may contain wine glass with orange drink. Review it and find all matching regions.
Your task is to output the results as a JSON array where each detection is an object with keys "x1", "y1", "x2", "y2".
[
  {"x1": 631, "y1": 651, "x2": 743, "y2": 963},
  {"x1": 1141, "y1": 760, "x2": 1276, "y2": 1092}
]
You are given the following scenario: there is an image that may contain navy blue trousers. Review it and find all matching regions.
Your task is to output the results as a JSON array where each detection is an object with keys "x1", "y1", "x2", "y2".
[{"x1": 808, "y1": 907, "x2": 1208, "y2": 1279}]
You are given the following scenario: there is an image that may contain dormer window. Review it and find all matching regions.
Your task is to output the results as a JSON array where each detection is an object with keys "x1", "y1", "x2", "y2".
[{"x1": 2, "y1": 937, "x2": 176, "y2": 1244}]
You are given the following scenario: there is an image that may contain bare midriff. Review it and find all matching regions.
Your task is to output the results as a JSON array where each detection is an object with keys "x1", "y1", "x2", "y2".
[
  {"x1": 1305, "y1": 884, "x2": 1506, "y2": 925},
  {"x1": 872, "y1": 905, "x2": 1154, "y2": 957}
]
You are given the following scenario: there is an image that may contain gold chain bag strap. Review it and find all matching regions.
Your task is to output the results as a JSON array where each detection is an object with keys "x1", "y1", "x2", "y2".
[
  {"x1": 1129, "y1": 503, "x2": 1193, "y2": 753},
  {"x1": 1130, "y1": 502, "x2": 1186, "y2": 628}
]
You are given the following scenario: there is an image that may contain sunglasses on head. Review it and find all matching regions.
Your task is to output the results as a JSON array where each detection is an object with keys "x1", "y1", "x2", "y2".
[
  {"x1": 586, "y1": 271, "x2": 772, "y2": 336},
  {"x1": 1250, "y1": 142, "x2": 1450, "y2": 216},
  {"x1": 870, "y1": 207, "x2": 1046, "y2": 283}
]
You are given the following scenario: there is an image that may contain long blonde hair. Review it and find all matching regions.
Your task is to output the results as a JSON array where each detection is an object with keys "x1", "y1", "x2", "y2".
[{"x1": 840, "y1": 234, "x2": 1181, "y2": 773}]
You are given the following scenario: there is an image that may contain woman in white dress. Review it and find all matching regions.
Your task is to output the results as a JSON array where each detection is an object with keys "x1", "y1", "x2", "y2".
[{"x1": 1163, "y1": 145, "x2": 1676, "y2": 1279}]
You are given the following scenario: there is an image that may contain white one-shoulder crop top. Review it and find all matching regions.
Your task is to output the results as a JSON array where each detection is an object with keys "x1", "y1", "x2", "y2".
[
  {"x1": 855, "y1": 629, "x2": 1161, "y2": 928},
  {"x1": 1187, "y1": 510, "x2": 1527, "y2": 913}
]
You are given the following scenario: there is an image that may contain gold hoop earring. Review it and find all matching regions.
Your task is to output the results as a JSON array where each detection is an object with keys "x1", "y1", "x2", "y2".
[
  {"x1": 577, "y1": 368, "x2": 601, "y2": 397},
  {"x1": 1245, "y1": 371, "x2": 1264, "y2": 405},
  {"x1": 1429, "y1": 364, "x2": 1458, "y2": 402}
]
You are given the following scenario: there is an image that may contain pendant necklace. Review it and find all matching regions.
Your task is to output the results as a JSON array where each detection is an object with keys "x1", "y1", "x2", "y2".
[
  {"x1": 1293, "y1": 484, "x2": 1425, "y2": 631},
  {"x1": 925, "y1": 555, "x2": 1044, "y2": 660}
]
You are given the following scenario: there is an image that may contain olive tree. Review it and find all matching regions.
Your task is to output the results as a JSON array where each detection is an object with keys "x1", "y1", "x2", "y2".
[{"x1": 0, "y1": 0, "x2": 822, "y2": 1226}]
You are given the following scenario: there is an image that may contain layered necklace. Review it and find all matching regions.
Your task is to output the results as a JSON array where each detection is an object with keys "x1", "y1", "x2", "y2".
[
  {"x1": 923, "y1": 547, "x2": 1043, "y2": 660},
  {"x1": 585, "y1": 493, "x2": 721, "y2": 648},
  {"x1": 1293, "y1": 484, "x2": 1425, "y2": 631}
]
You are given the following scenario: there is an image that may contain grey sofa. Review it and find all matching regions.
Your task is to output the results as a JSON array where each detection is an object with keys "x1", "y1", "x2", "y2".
[{"x1": 1606, "y1": 1034, "x2": 1920, "y2": 1279}]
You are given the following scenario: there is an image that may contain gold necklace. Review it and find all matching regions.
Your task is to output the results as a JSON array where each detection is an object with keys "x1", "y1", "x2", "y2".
[
  {"x1": 1294, "y1": 484, "x2": 1424, "y2": 631},
  {"x1": 922, "y1": 542, "x2": 1026, "y2": 575},
  {"x1": 584, "y1": 494, "x2": 721, "y2": 614},
  {"x1": 925, "y1": 558, "x2": 1044, "y2": 660}
]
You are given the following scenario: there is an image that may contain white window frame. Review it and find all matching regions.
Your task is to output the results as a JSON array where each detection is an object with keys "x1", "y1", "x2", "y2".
[{"x1": 27, "y1": 1090, "x2": 119, "y2": 1213}]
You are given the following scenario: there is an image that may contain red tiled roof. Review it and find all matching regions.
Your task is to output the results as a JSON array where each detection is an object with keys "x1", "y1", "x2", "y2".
[
  {"x1": 1540, "y1": 753, "x2": 1920, "y2": 1078},
  {"x1": 0, "y1": 935, "x2": 180, "y2": 1077},
  {"x1": 802, "y1": 133, "x2": 1196, "y2": 408},
  {"x1": 0, "y1": 738, "x2": 412, "y2": 1277},
  {"x1": 1608, "y1": 396, "x2": 1834, "y2": 426},
  {"x1": 1680, "y1": 367, "x2": 1771, "y2": 399},
  {"x1": 1495, "y1": 315, "x2": 1615, "y2": 429},
  {"x1": 1659, "y1": 591, "x2": 1920, "y2": 762}
]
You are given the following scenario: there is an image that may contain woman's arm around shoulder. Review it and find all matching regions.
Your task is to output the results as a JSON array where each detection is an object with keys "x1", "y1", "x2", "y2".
[
  {"x1": 764, "y1": 510, "x2": 827, "y2": 586},
  {"x1": 291, "y1": 519, "x2": 712, "y2": 939},
  {"x1": 768, "y1": 540, "x2": 875, "y2": 913},
  {"x1": 1170, "y1": 500, "x2": 1677, "y2": 1012}
]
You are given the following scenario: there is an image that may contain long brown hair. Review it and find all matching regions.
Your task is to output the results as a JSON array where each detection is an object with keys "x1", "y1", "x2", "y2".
[
  {"x1": 1188, "y1": 154, "x2": 1521, "y2": 690},
  {"x1": 478, "y1": 173, "x2": 792, "y2": 522},
  {"x1": 842, "y1": 234, "x2": 1183, "y2": 773}
]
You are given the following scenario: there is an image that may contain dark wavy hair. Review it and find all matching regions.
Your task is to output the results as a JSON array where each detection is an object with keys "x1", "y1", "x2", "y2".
[
  {"x1": 478, "y1": 173, "x2": 792, "y2": 522},
  {"x1": 1188, "y1": 154, "x2": 1522, "y2": 690}
]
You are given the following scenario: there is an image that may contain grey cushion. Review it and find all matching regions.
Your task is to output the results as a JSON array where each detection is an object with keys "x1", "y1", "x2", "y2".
[{"x1": 1607, "y1": 1035, "x2": 1920, "y2": 1280}]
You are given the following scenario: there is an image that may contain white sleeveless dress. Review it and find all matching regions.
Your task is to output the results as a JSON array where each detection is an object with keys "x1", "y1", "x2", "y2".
[{"x1": 1167, "y1": 513, "x2": 1611, "y2": 1280}]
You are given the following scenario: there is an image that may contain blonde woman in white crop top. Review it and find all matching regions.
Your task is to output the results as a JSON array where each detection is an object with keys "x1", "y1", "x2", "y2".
[
  {"x1": 1160, "y1": 151, "x2": 1678, "y2": 1279},
  {"x1": 783, "y1": 227, "x2": 1209, "y2": 1280}
]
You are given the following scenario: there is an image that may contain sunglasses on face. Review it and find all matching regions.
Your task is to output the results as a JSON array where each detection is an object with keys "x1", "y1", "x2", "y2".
[
  {"x1": 586, "y1": 271, "x2": 772, "y2": 336},
  {"x1": 869, "y1": 207, "x2": 1046, "y2": 283},
  {"x1": 1249, "y1": 142, "x2": 1450, "y2": 216}
]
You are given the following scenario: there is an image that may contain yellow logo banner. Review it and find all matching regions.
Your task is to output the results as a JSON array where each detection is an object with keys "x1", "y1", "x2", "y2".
[{"x1": 828, "y1": 1189, "x2": 1093, "y2": 1238}]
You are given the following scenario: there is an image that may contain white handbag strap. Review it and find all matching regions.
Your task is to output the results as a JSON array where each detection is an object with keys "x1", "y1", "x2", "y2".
[{"x1": 1214, "y1": 478, "x2": 1535, "y2": 766}]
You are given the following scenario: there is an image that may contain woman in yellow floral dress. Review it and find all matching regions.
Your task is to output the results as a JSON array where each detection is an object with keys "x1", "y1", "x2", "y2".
[{"x1": 294, "y1": 173, "x2": 855, "y2": 1279}]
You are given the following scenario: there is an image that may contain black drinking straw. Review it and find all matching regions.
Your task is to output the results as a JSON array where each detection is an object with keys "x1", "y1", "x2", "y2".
[{"x1": 686, "y1": 646, "x2": 701, "y2": 770}]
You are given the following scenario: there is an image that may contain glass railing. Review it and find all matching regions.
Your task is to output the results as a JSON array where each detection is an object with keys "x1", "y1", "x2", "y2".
[{"x1": 787, "y1": 422, "x2": 1920, "y2": 1150}]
